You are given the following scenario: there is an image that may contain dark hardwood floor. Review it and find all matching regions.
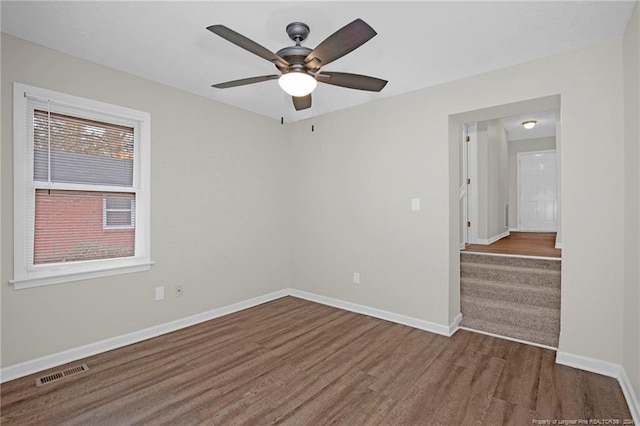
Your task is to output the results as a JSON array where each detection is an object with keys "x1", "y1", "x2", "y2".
[
  {"x1": 1, "y1": 297, "x2": 631, "y2": 425},
  {"x1": 464, "y1": 232, "x2": 561, "y2": 258}
]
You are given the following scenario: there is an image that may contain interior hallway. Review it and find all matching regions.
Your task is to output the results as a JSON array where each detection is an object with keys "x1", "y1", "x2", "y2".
[{"x1": 463, "y1": 232, "x2": 561, "y2": 258}]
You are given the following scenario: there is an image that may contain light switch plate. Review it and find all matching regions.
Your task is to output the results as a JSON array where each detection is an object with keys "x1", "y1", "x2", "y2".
[{"x1": 411, "y1": 198, "x2": 421, "y2": 211}]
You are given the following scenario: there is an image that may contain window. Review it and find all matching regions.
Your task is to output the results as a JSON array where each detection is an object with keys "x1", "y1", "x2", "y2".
[
  {"x1": 12, "y1": 83, "x2": 152, "y2": 289},
  {"x1": 103, "y1": 195, "x2": 135, "y2": 229}
]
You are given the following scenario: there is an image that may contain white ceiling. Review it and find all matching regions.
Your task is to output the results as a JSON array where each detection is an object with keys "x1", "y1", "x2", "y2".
[
  {"x1": 1, "y1": 1, "x2": 635, "y2": 124},
  {"x1": 500, "y1": 109, "x2": 558, "y2": 141}
]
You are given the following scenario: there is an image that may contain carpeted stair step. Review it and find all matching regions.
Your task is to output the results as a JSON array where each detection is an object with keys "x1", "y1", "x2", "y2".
[
  {"x1": 461, "y1": 277, "x2": 561, "y2": 309},
  {"x1": 460, "y1": 262, "x2": 561, "y2": 288},
  {"x1": 459, "y1": 252, "x2": 561, "y2": 347},
  {"x1": 460, "y1": 316, "x2": 559, "y2": 348},
  {"x1": 460, "y1": 252, "x2": 561, "y2": 271},
  {"x1": 461, "y1": 295, "x2": 560, "y2": 342}
]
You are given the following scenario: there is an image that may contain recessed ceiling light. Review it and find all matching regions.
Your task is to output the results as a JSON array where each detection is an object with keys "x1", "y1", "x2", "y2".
[{"x1": 522, "y1": 120, "x2": 537, "y2": 130}]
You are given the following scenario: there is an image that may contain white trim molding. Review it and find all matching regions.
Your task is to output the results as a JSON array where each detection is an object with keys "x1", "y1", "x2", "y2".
[
  {"x1": 2, "y1": 286, "x2": 637, "y2": 426},
  {"x1": 619, "y1": 368, "x2": 640, "y2": 425},
  {"x1": 0, "y1": 289, "x2": 289, "y2": 383},
  {"x1": 289, "y1": 289, "x2": 460, "y2": 337},
  {"x1": 555, "y1": 351, "x2": 622, "y2": 378},
  {"x1": 556, "y1": 351, "x2": 640, "y2": 425},
  {"x1": 450, "y1": 312, "x2": 463, "y2": 335},
  {"x1": 475, "y1": 230, "x2": 510, "y2": 245},
  {"x1": 460, "y1": 326, "x2": 558, "y2": 351},
  {"x1": 0, "y1": 288, "x2": 460, "y2": 382}
]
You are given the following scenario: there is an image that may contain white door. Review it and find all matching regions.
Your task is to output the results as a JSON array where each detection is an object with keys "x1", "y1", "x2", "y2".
[
  {"x1": 460, "y1": 125, "x2": 469, "y2": 248},
  {"x1": 460, "y1": 122, "x2": 478, "y2": 247},
  {"x1": 518, "y1": 150, "x2": 557, "y2": 231}
]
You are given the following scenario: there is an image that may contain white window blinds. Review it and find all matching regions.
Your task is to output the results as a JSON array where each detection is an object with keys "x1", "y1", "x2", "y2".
[{"x1": 33, "y1": 109, "x2": 134, "y2": 186}]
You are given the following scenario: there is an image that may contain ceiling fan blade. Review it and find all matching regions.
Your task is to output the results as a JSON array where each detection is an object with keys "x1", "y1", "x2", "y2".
[
  {"x1": 212, "y1": 75, "x2": 279, "y2": 89},
  {"x1": 317, "y1": 72, "x2": 387, "y2": 92},
  {"x1": 304, "y1": 19, "x2": 376, "y2": 70},
  {"x1": 207, "y1": 25, "x2": 288, "y2": 68},
  {"x1": 292, "y1": 94, "x2": 312, "y2": 111}
]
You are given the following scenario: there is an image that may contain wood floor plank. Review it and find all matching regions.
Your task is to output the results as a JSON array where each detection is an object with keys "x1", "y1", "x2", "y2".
[
  {"x1": 464, "y1": 231, "x2": 561, "y2": 258},
  {"x1": 278, "y1": 369, "x2": 378, "y2": 425},
  {"x1": 1, "y1": 297, "x2": 632, "y2": 425},
  {"x1": 447, "y1": 354, "x2": 505, "y2": 425},
  {"x1": 485, "y1": 398, "x2": 537, "y2": 425},
  {"x1": 494, "y1": 342, "x2": 544, "y2": 410},
  {"x1": 377, "y1": 351, "x2": 463, "y2": 424}
]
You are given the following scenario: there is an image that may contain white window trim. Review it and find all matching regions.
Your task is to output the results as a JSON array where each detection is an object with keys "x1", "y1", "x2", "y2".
[
  {"x1": 103, "y1": 197, "x2": 135, "y2": 230},
  {"x1": 11, "y1": 82, "x2": 153, "y2": 289}
]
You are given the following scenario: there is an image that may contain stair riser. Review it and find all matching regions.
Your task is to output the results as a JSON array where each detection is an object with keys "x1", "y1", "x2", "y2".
[
  {"x1": 461, "y1": 298, "x2": 560, "y2": 331},
  {"x1": 460, "y1": 254, "x2": 561, "y2": 271},
  {"x1": 461, "y1": 265, "x2": 560, "y2": 288},
  {"x1": 461, "y1": 317, "x2": 559, "y2": 347},
  {"x1": 461, "y1": 280, "x2": 560, "y2": 309}
]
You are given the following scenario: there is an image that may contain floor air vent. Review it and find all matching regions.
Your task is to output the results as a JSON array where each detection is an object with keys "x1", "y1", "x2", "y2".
[{"x1": 35, "y1": 364, "x2": 89, "y2": 387}]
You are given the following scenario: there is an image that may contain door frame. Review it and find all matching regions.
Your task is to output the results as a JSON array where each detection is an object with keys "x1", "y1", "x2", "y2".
[{"x1": 462, "y1": 122, "x2": 479, "y2": 245}]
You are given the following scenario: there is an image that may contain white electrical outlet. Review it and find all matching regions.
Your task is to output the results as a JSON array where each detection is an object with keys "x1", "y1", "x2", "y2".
[
  {"x1": 155, "y1": 286, "x2": 164, "y2": 301},
  {"x1": 411, "y1": 198, "x2": 421, "y2": 211},
  {"x1": 353, "y1": 272, "x2": 360, "y2": 284},
  {"x1": 175, "y1": 285, "x2": 184, "y2": 297}
]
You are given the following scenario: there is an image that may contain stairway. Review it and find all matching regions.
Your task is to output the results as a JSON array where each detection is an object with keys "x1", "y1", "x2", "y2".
[{"x1": 460, "y1": 252, "x2": 561, "y2": 347}]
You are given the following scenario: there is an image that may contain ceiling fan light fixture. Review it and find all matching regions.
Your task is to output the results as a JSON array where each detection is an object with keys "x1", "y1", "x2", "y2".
[
  {"x1": 278, "y1": 70, "x2": 317, "y2": 97},
  {"x1": 522, "y1": 120, "x2": 537, "y2": 130}
]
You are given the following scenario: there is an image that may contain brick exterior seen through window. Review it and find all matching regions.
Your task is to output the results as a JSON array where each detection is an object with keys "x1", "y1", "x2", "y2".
[{"x1": 34, "y1": 190, "x2": 135, "y2": 264}]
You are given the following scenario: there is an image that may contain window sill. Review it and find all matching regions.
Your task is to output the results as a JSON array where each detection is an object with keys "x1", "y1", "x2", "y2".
[{"x1": 10, "y1": 260, "x2": 155, "y2": 290}]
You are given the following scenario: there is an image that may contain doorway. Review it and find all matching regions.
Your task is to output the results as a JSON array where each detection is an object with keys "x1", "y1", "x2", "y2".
[
  {"x1": 453, "y1": 97, "x2": 562, "y2": 348},
  {"x1": 459, "y1": 107, "x2": 561, "y2": 250}
]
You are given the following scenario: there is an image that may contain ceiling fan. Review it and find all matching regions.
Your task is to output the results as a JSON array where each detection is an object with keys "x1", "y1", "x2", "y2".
[{"x1": 207, "y1": 19, "x2": 388, "y2": 111}]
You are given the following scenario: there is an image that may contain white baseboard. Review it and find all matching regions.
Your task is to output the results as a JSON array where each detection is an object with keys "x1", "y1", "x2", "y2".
[
  {"x1": 475, "y1": 230, "x2": 510, "y2": 245},
  {"x1": 619, "y1": 367, "x2": 640, "y2": 425},
  {"x1": 556, "y1": 351, "x2": 640, "y2": 425},
  {"x1": 0, "y1": 289, "x2": 289, "y2": 383},
  {"x1": 3, "y1": 287, "x2": 637, "y2": 426},
  {"x1": 450, "y1": 312, "x2": 463, "y2": 334},
  {"x1": 555, "y1": 351, "x2": 622, "y2": 377},
  {"x1": 460, "y1": 326, "x2": 558, "y2": 351},
  {"x1": 289, "y1": 289, "x2": 458, "y2": 337},
  {"x1": 1, "y1": 288, "x2": 456, "y2": 382}
]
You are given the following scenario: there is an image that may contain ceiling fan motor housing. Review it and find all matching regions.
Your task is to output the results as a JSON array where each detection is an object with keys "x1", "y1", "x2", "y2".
[
  {"x1": 275, "y1": 45, "x2": 313, "y2": 72},
  {"x1": 285, "y1": 22, "x2": 310, "y2": 43},
  {"x1": 279, "y1": 22, "x2": 321, "y2": 73}
]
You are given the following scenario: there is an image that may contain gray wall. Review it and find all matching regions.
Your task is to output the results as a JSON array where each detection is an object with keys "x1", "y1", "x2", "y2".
[
  {"x1": 289, "y1": 40, "x2": 625, "y2": 366},
  {"x1": 477, "y1": 119, "x2": 509, "y2": 241},
  {"x1": 1, "y1": 34, "x2": 292, "y2": 366},
  {"x1": 623, "y1": 0, "x2": 640, "y2": 405}
]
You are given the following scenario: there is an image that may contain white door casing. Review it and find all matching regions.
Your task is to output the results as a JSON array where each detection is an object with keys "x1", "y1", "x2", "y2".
[
  {"x1": 460, "y1": 122, "x2": 478, "y2": 246},
  {"x1": 460, "y1": 124, "x2": 469, "y2": 248}
]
